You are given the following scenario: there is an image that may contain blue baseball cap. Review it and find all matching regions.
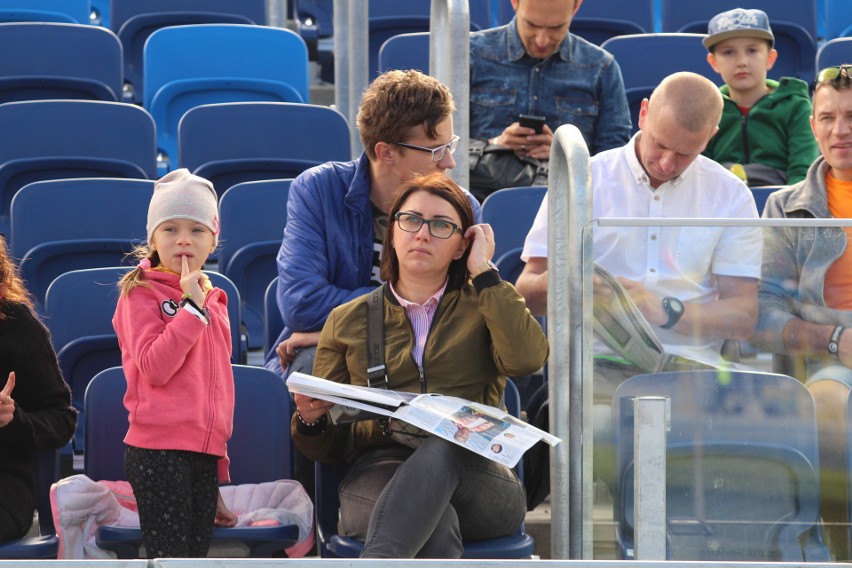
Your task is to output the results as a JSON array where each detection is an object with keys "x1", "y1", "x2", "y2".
[{"x1": 703, "y1": 8, "x2": 774, "y2": 50}]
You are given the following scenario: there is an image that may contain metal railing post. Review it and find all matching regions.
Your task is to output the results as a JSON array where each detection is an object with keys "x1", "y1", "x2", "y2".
[
  {"x1": 430, "y1": 0, "x2": 469, "y2": 189},
  {"x1": 634, "y1": 396, "x2": 670, "y2": 560},
  {"x1": 347, "y1": 0, "x2": 368, "y2": 157},
  {"x1": 547, "y1": 124, "x2": 592, "y2": 559},
  {"x1": 333, "y1": 0, "x2": 351, "y2": 154},
  {"x1": 265, "y1": 0, "x2": 287, "y2": 28}
]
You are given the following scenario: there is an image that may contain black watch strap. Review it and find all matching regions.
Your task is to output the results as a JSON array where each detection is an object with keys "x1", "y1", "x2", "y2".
[{"x1": 660, "y1": 297, "x2": 684, "y2": 330}]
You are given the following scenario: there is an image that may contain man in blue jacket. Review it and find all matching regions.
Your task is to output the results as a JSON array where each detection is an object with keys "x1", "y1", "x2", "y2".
[{"x1": 265, "y1": 69, "x2": 481, "y2": 379}]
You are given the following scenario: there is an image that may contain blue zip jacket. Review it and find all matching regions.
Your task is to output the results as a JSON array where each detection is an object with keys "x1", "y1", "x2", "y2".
[{"x1": 264, "y1": 153, "x2": 482, "y2": 373}]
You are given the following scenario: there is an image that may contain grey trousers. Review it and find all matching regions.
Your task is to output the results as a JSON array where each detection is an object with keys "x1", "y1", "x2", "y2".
[{"x1": 339, "y1": 437, "x2": 526, "y2": 558}]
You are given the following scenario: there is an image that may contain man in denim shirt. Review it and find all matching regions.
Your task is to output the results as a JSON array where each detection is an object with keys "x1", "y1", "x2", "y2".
[{"x1": 470, "y1": 0, "x2": 631, "y2": 158}]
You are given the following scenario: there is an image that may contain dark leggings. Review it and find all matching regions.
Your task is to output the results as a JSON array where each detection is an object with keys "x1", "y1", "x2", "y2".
[{"x1": 124, "y1": 445, "x2": 219, "y2": 558}]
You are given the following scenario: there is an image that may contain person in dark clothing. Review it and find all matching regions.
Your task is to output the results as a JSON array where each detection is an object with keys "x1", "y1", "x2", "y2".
[{"x1": 0, "y1": 234, "x2": 76, "y2": 543}]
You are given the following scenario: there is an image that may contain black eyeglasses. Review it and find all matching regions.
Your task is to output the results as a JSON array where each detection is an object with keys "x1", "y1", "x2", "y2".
[
  {"x1": 394, "y1": 212, "x2": 462, "y2": 239},
  {"x1": 392, "y1": 135, "x2": 460, "y2": 162},
  {"x1": 816, "y1": 65, "x2": 852, "y2": 87}
]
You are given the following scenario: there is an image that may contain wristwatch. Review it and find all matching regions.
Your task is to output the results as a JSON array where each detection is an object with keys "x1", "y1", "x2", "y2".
[
  {"x1": 660, "y1": 297, "x2": 684, "y2": 329},
  {"x1": 828, "y1": 325, "x2": 845, "y2": 358},
  {"x1": 475, "y1": 259, "x2": 499, "y2": 277}
]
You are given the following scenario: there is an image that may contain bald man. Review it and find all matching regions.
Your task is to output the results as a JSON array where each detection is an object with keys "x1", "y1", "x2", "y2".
[{"x1": 518, "y1": 72, "x2": 761, "y2": 390}]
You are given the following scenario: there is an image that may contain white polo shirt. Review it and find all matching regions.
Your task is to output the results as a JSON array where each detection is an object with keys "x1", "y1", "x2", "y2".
[{"x1": 523, "y1": 134, "x2": 762, "y2": 362}]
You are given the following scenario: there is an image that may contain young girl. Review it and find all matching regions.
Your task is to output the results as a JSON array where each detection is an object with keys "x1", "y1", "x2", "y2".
[{"x1": 113, "y1": 168, "x2": 237, "y2": 558}]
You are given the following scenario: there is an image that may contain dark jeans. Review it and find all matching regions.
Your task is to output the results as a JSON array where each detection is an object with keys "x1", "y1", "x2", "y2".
[
  {"x1": 124, "y1": 446, "x2": 219, "y2": 558},
  {"x1": 340, "y1": 438, "x2": 526, "y2": 558}
]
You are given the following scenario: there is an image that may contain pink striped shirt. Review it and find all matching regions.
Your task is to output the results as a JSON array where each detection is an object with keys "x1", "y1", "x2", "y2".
[{"x1": 389, "y1": 280, "x2": 448, "y2": 367}]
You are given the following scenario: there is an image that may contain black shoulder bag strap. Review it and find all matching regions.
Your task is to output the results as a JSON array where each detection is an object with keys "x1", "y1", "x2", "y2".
[{"x1": 366, "y1": 285, "x2": 388, "y2": 389}]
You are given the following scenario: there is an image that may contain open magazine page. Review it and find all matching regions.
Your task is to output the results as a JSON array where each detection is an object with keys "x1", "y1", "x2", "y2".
[
  {"x1": 286, "y1": 372, "x2": 560, "y2": 468},
  {"x1": 396, "y1": 394, "x2": 559, "y2": 468},
  {"x1": 592, "y1": 263, "x2": 666, "y2": 373}
]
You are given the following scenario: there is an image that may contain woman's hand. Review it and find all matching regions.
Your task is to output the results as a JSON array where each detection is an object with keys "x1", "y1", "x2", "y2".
[
  {"x1": 0, "y1": 371, "x2": 15, "y2": 428},
  {"x1": 294, "y1": 392, "x2": 333, "y2": 424},
  {"x1": 180, "y1": 255, "x2": 207, "y2": 305},
  {"x1": 464, "y1": 223, "x2": 496, "y2": 277},
  {"x1": 276, "y1": 331, "x2": 321, "y2": 372},
  {"x1": 214, "y1": 490, "x2": 238, "y2": 527}
]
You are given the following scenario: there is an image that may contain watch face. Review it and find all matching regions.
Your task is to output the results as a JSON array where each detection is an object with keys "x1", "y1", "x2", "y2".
[
  {"x1": 667, "y1": 297, "x2": 684, "y2": 315},
  {"x1": 830, "y1": 342, "x2": 839, "y2": 354}
]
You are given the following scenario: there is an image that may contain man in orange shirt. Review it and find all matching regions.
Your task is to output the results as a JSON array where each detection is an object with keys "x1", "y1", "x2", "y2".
[{"x1": 755, "y1": 64, "x2": 852, "y2": 559}]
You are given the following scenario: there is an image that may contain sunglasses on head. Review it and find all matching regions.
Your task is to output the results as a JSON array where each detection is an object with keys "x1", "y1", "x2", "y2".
[{"x1": 816, "y1": 65, "x2": 852, "y2": 87}]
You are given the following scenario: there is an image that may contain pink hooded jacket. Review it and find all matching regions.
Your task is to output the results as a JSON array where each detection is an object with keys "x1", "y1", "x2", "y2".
[{"x1": 113, "y1": 269, "x2": 234, "y2": 482}]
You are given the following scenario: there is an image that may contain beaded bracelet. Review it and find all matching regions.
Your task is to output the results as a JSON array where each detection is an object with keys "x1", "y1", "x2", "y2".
[
  {"x1": 181, "y1": 292, "x2": 192, "y2": 301},
  {"x1": 295, "y1": 409, "x2": 326, "y2": 428}
]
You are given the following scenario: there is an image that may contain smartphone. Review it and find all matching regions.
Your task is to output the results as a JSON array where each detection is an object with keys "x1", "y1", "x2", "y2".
[{"x1": 518, "y1": 113, "x2": 546, "y2": 134}]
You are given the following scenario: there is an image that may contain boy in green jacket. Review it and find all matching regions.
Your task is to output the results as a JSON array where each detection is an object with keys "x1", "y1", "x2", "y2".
[{"x1": 703, "y1": 8, "x2": 818, "y2": 186}]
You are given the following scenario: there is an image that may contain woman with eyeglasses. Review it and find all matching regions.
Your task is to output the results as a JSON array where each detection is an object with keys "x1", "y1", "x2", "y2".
[{"x1": 291, "y1": 171, "x2": 548, "y2": 558}]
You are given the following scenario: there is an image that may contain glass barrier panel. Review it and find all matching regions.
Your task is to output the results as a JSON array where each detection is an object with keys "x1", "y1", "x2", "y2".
[{"x1": 582, "y1": 218, "x2": 852, "y2": 562}]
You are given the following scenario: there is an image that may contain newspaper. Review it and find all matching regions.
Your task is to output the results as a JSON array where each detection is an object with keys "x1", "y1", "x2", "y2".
[
  {"x1": 592, "y1": 263, "x2": 717, "y2": 374},
  {"x1": 286, "y1": 372, "x2": 561, "y2": 468}
]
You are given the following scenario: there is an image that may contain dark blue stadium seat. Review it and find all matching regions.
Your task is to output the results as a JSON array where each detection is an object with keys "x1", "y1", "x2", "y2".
[
  {"x1": 110, "y1": 0, "x2": 267, "y2": 103},
  {"x1": 0, "y1": 99, "x2": 157, "y2": 237},
  {"x1": 481, "y1": 185, "x2": 547, "y2": 264},
  {"x1": 600, "y1": 34, "x2": 717, "y2": 134},
  {"x1": 569, "y1": 0, "x2": 654, "y2": 45},
  {"x1": 379, "y1": 32, "x2": 429, "y2": 74},
  {"x1": 825, "y1": 0, "x2": 852, "y2": 41},
  {"x1": 264, "y1": 278, "x2": 283, "y2": 356},
  {"x1": 613, "y1": 369, "x2": 830, "y2": 561},
  {"x1": 0, "y1": 22, "x2": 122, "y2": 102},
  {"x1": 144, "y1": 24, "x2": 309, "y2": 172},
  {"x1": 178, "y1": 102, "x2": 350, "y2": 198},
  {"x1": 85, "y1": 365, "x2": 300, "y2": 558},
  {"x1": 311, "y1": 0, "x2": 492, "y2": 82},
  {"x1": 43, "y1": 267, "x2": 129, "y2": 457},
  {"x1": 314, "y1": 380, "x2": 535, "y2": 558},
  {"x1": 10, "y1": 178, "x2": 153, "y2": 311},
  {"x1": 749, "y1": 185, "x2": 782, "y2": 216},
  {"x1": 661, "y1": 0, "x2": 817, "y2": 83},
  {"x1": 817, "y1": 38, "x2": 852, "y2": 71},
  {"x1": 219, "y1": 179, "x2": 291, "y2": 350},
  {"x1": 0, "y1": 0, "x2": 89, "y2": 24}
]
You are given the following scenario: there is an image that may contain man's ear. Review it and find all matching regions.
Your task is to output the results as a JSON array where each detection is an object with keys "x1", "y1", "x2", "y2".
[
  {"x1": 374, "y1": 141, "x2": 395, "y2": 165},
  {"x1": 572, "y1": 0, "x2": 584, "y2": 16},
  {"x1": 511, "y1": 0, "x2": 519, "y2": 13},
  {"x1": 637, "y1": 98, "x2": 649, "y2": 131}
]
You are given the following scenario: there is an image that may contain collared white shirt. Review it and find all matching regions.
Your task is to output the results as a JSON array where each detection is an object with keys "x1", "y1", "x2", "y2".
[{"x1": 523, "y1": 134, "x2": 762, "y2": 362}]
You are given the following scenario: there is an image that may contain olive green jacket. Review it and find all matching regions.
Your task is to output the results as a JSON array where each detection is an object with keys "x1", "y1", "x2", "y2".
[{"x1": 292, "y1": 272, "x2": 548, "y2": 463}]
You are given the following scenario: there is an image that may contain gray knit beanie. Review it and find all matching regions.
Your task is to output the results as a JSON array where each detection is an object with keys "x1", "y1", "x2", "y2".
[{"x1": 146, "y1": 168, "x2": 219, "y2": 245}]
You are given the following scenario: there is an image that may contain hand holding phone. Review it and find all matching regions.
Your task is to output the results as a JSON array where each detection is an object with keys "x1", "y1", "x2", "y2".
[{"x1": 518, "y1": 113, "x2": 546, "y2": 134}]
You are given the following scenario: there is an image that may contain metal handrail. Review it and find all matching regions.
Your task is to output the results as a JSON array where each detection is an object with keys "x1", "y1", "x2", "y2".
[{"x1": 547, "y1": 124, "x2": 592, "y2": 559}]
